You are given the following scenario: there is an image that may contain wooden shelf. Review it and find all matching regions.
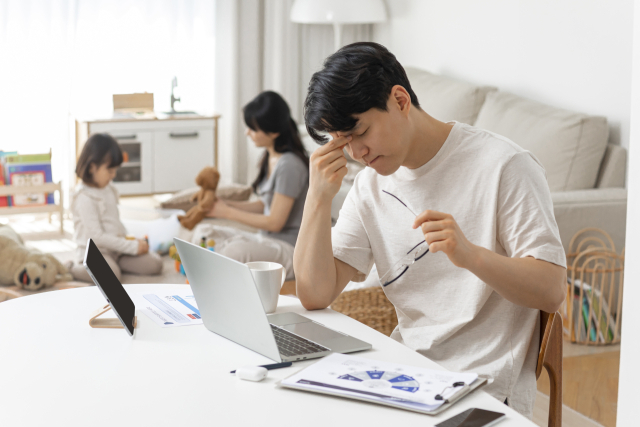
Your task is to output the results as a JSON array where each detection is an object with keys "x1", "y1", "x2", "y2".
[
  {"x1": 0, "y1": 182, "x2": 64, "y2": 233},
  {"x1": 0, "y1": 182, "x2": 61, "y2": 196},
  {"x1": 0, "y1": 204, "x2": 61, "y2": 215}
]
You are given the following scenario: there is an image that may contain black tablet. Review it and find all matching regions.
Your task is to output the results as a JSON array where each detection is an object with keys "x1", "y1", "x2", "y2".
[{"x1": 83, "y1": 239, "x2": 136, "y2": 336}]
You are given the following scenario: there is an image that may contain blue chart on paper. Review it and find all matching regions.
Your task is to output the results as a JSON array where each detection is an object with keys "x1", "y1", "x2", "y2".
[{"x1": 338, "y1": 371, "x2": 420, "y2": 393}]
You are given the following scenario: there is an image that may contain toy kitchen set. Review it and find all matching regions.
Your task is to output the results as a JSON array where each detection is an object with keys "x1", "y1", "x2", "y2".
[{"x1": 75, "y1": 78, "x2": 220, "y2": 196}]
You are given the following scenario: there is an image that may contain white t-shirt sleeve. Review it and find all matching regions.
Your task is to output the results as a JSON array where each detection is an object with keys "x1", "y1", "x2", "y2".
[
  {"x1": 497, "y1": 151, "x2": 567, "y2": 268},
  {"x1": 331, "y1": 187, "x2": 374, "y2": 282}
]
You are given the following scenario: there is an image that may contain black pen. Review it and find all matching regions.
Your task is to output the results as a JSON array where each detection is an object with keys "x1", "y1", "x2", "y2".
[{"x1": 230, "y1": 362, "x2": 292, "y2": 374}]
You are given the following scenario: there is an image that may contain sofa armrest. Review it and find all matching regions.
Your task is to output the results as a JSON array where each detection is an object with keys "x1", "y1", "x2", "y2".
[
  {"x1": 596, "y1": 144, "x2": 627, "y2": 188},
  {"x1": 552, "y1": 188, "x2": 627, "y2": 254}
]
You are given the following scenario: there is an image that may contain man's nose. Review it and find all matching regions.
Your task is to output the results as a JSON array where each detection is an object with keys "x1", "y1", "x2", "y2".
[{"x1": 349, "y1": 140, "x2": 369, "y2": 161}]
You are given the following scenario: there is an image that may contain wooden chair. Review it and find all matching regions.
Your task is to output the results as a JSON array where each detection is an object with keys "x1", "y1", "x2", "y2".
[{"x1": 536, "y1": 311, "x2": 563, "y2": 427}]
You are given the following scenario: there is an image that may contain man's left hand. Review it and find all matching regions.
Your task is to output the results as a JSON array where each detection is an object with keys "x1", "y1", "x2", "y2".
[{"x1": 413, "y1": 210, "x2": 478, "y2": 269}]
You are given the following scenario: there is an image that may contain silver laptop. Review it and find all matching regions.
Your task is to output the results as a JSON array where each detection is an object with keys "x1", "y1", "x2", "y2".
[{"x1": 174, "y1": 238, "x2": 371, "y2": 362}]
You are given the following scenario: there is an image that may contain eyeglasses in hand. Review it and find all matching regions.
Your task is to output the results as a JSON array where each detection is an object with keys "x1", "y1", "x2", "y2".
[{"x1": 378, "y1": 190, "x2": 430, "y2": 287}]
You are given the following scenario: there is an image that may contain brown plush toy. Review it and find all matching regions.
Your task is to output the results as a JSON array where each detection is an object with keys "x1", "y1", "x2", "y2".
[{"x1": 178, "y1": 166, "x2": 220, "y2": 230}]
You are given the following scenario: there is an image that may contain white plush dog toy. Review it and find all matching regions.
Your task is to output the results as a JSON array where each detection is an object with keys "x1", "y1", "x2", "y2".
[{"x1": 0, "y1": 225, "x2": 73, "y2": 291}]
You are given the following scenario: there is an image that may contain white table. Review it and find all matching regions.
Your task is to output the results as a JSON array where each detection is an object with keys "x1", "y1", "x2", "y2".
[{"x1": 0, "y1": 284, "x2": 536, "y2": 426}]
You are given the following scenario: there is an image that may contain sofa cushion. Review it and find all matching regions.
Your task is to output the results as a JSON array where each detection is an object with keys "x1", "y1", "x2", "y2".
[
  {"x1": 475, "y1": 91, "x2": 609, "y2": 192},
  {"x1": 160, "y1": 183, "x2": 252, "y2": 212},
  {"x1": 405, "y1": 67, "x2": 497, "y2": 125},
  {"x1": 596, "y1": 144, "x2": 627, "y2": 188}
]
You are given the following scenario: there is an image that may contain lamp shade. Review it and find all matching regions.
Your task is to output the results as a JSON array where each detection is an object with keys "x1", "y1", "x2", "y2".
[{"x1": 290, "y1": 0, "x2": 387, "y2": 24}]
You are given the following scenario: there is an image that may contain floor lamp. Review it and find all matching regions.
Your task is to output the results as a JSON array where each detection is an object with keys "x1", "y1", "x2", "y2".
[{"x1": 290, "y1": 0, "x2": 387, "y2": 52}]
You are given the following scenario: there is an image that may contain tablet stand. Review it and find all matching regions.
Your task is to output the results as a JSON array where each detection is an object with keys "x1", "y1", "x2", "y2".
[{"x1": 89, "y1": 304, "x2": 137, "y2": 329}]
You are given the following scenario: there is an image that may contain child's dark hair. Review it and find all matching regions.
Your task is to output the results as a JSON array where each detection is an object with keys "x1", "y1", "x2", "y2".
[
  {"x1": 76, "y1": 133, "x2": 124, "y2": 185},
  {"x1": 304, "y1": 42, "x2": 421, "y2": 144},
  {"x1": 244, "y1": 91, "x2": 309, "y2": 192}
]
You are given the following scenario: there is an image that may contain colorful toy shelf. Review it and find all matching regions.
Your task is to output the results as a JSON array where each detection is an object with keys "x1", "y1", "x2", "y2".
[{"x1": 0, "y1": 182, "x2": 64, "y2": 233}]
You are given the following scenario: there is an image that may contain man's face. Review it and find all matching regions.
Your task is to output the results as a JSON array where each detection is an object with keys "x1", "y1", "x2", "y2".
[{"x1": 331, "y1": 95, "x2": 409, "y2": 176}]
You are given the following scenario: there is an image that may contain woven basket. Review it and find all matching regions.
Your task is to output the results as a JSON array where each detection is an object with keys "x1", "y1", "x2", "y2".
[
  {"x1": 331, "y1": 287, "x2": 398, "y2": 336},
  {"x1": 563, "y1": 228, "x2": 624, "y2": 345}
]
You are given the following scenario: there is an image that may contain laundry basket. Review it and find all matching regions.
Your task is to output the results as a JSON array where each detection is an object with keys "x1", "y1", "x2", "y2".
[
  {"x1": 331, "y1": 287, "x2": 398, "y2": 336},
  {"x1": 563, "y1": 228, "x2": 624, "y2": 345}
]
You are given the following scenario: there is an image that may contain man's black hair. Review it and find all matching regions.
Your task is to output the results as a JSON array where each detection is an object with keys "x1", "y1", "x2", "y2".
[{"x1": 304, "y1": 42, "x2": 420, "y2": 144}]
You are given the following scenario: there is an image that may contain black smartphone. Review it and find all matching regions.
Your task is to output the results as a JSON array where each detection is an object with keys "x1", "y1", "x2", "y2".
[{"x1": 435, "y1": 408, "x2": 506, "y2": 427}]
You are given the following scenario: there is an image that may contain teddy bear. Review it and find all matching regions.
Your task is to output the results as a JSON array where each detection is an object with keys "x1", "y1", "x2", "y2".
[
  {"x1": 0, "y1": 225, "x2": 73, "y2": 291},
  {"x1": 178, "y1": 166, "x2": 220, "y2": 231}
]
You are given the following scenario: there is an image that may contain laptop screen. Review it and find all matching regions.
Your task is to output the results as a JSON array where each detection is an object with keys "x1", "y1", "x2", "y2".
[{"x1": 84, "y1": 239, "x2": 136, "y2": 336}]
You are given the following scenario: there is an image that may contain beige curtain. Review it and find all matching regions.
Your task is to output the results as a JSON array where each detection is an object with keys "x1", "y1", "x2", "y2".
[{"x1": 215, "y1": 0, "x2": 372, "y2": 185}]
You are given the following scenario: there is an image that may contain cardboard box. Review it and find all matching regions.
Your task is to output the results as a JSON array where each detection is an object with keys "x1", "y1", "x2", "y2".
[{"x1": 113, "y1": 93, "x2": 154, "y2": 113}]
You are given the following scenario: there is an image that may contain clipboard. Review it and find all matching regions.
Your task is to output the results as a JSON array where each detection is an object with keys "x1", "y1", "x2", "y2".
[
  {"x1": 276, "y1": 353, "x2": 490, "y2": 416},
  {"x1": 277, "y1": 375, "x2": 487, "y2": 415}
]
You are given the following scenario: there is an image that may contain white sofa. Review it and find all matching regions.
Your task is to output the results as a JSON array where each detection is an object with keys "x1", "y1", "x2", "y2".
[{"x1": 302, "y1": 67, "x2": 627, "y2": 255}]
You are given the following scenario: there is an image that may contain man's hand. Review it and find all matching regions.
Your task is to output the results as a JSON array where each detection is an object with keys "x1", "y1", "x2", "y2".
[
  {"x1": 413, "y1": 210, "x2": 478, "y2": 269},
  {"x1": 308, "y1": 135, "x2": 352, "y2": 203}
]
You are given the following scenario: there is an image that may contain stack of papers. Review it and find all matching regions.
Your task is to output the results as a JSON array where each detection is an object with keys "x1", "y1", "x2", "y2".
[{"x1": 279, "y1": 353, "x2": 480, "y2": 414}]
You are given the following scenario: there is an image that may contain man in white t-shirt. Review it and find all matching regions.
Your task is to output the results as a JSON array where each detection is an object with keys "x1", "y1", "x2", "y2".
[{"x1": 293, "y1": 42, "x2": 567, "y2": 418}]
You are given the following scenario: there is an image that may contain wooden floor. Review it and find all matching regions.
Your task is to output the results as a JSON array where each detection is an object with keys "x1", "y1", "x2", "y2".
[{"x1": 537, "y1": 349, "x2": 619, "y2": 427}]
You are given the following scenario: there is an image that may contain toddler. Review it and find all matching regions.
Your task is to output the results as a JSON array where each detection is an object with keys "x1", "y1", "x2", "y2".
[{"x1": 69, "y1": 133, "x2": 162, "y2": 282}]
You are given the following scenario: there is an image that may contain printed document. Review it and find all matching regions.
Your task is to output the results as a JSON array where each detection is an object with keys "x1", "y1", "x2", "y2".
[
  {"x1": 132, "y1": 290, "x2": 203, "y2": 328},
  {"x1": 281, "y1": 353, "x2": 478, "y2": 411}
]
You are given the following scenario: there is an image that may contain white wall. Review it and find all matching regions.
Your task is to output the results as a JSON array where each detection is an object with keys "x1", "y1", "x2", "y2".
[
  {"x1": 617, "y1": 2, "x2": 640, "y2": 424},
  {"x1": 373, "y1": 0, "x2": 633, "y2": 149}
]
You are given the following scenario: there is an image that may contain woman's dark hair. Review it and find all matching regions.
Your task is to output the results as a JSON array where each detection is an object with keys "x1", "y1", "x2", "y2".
[
  {"x1": 244, "y1": 91, "x2": 309, "y2": 192},
  {"x1": 75, "y1": 133, "x2": 124, "y2": 185},
  {"x1": 304, "y1": 42, "x2": 420, "y2": 144}
]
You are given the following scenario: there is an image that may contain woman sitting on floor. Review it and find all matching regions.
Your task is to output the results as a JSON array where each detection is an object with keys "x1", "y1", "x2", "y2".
[{"x1": 203, "y1": 91, "x2": 309, "y2": 280}]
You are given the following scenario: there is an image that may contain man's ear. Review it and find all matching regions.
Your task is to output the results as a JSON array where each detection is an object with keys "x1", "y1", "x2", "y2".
[{"x1": 390, "y1": 85, "x2": 412, "y2": 117}]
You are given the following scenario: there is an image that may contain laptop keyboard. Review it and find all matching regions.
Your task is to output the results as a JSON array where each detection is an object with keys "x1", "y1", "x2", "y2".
[{"x1": 270, "y1": 324, "x2": 330, "y2": 357}]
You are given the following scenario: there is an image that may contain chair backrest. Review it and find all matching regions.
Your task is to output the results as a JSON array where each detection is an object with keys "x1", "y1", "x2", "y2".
[
  {"x1": 537, "y1": 312, "x2": 552, "y2": 378},
  {"x1": 536, "y1": 311, "x2": 563, "y2": 427}
]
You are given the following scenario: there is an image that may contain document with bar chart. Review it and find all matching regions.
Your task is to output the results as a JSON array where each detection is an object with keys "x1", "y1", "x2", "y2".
[{"x1": 132, "y1": 290, "x2": 203, "y2": 328}]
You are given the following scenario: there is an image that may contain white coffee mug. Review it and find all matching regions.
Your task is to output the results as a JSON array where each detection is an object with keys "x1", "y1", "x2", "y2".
[{"x1": 246, "y1": 262, "x2": 286, "y2": 314}]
